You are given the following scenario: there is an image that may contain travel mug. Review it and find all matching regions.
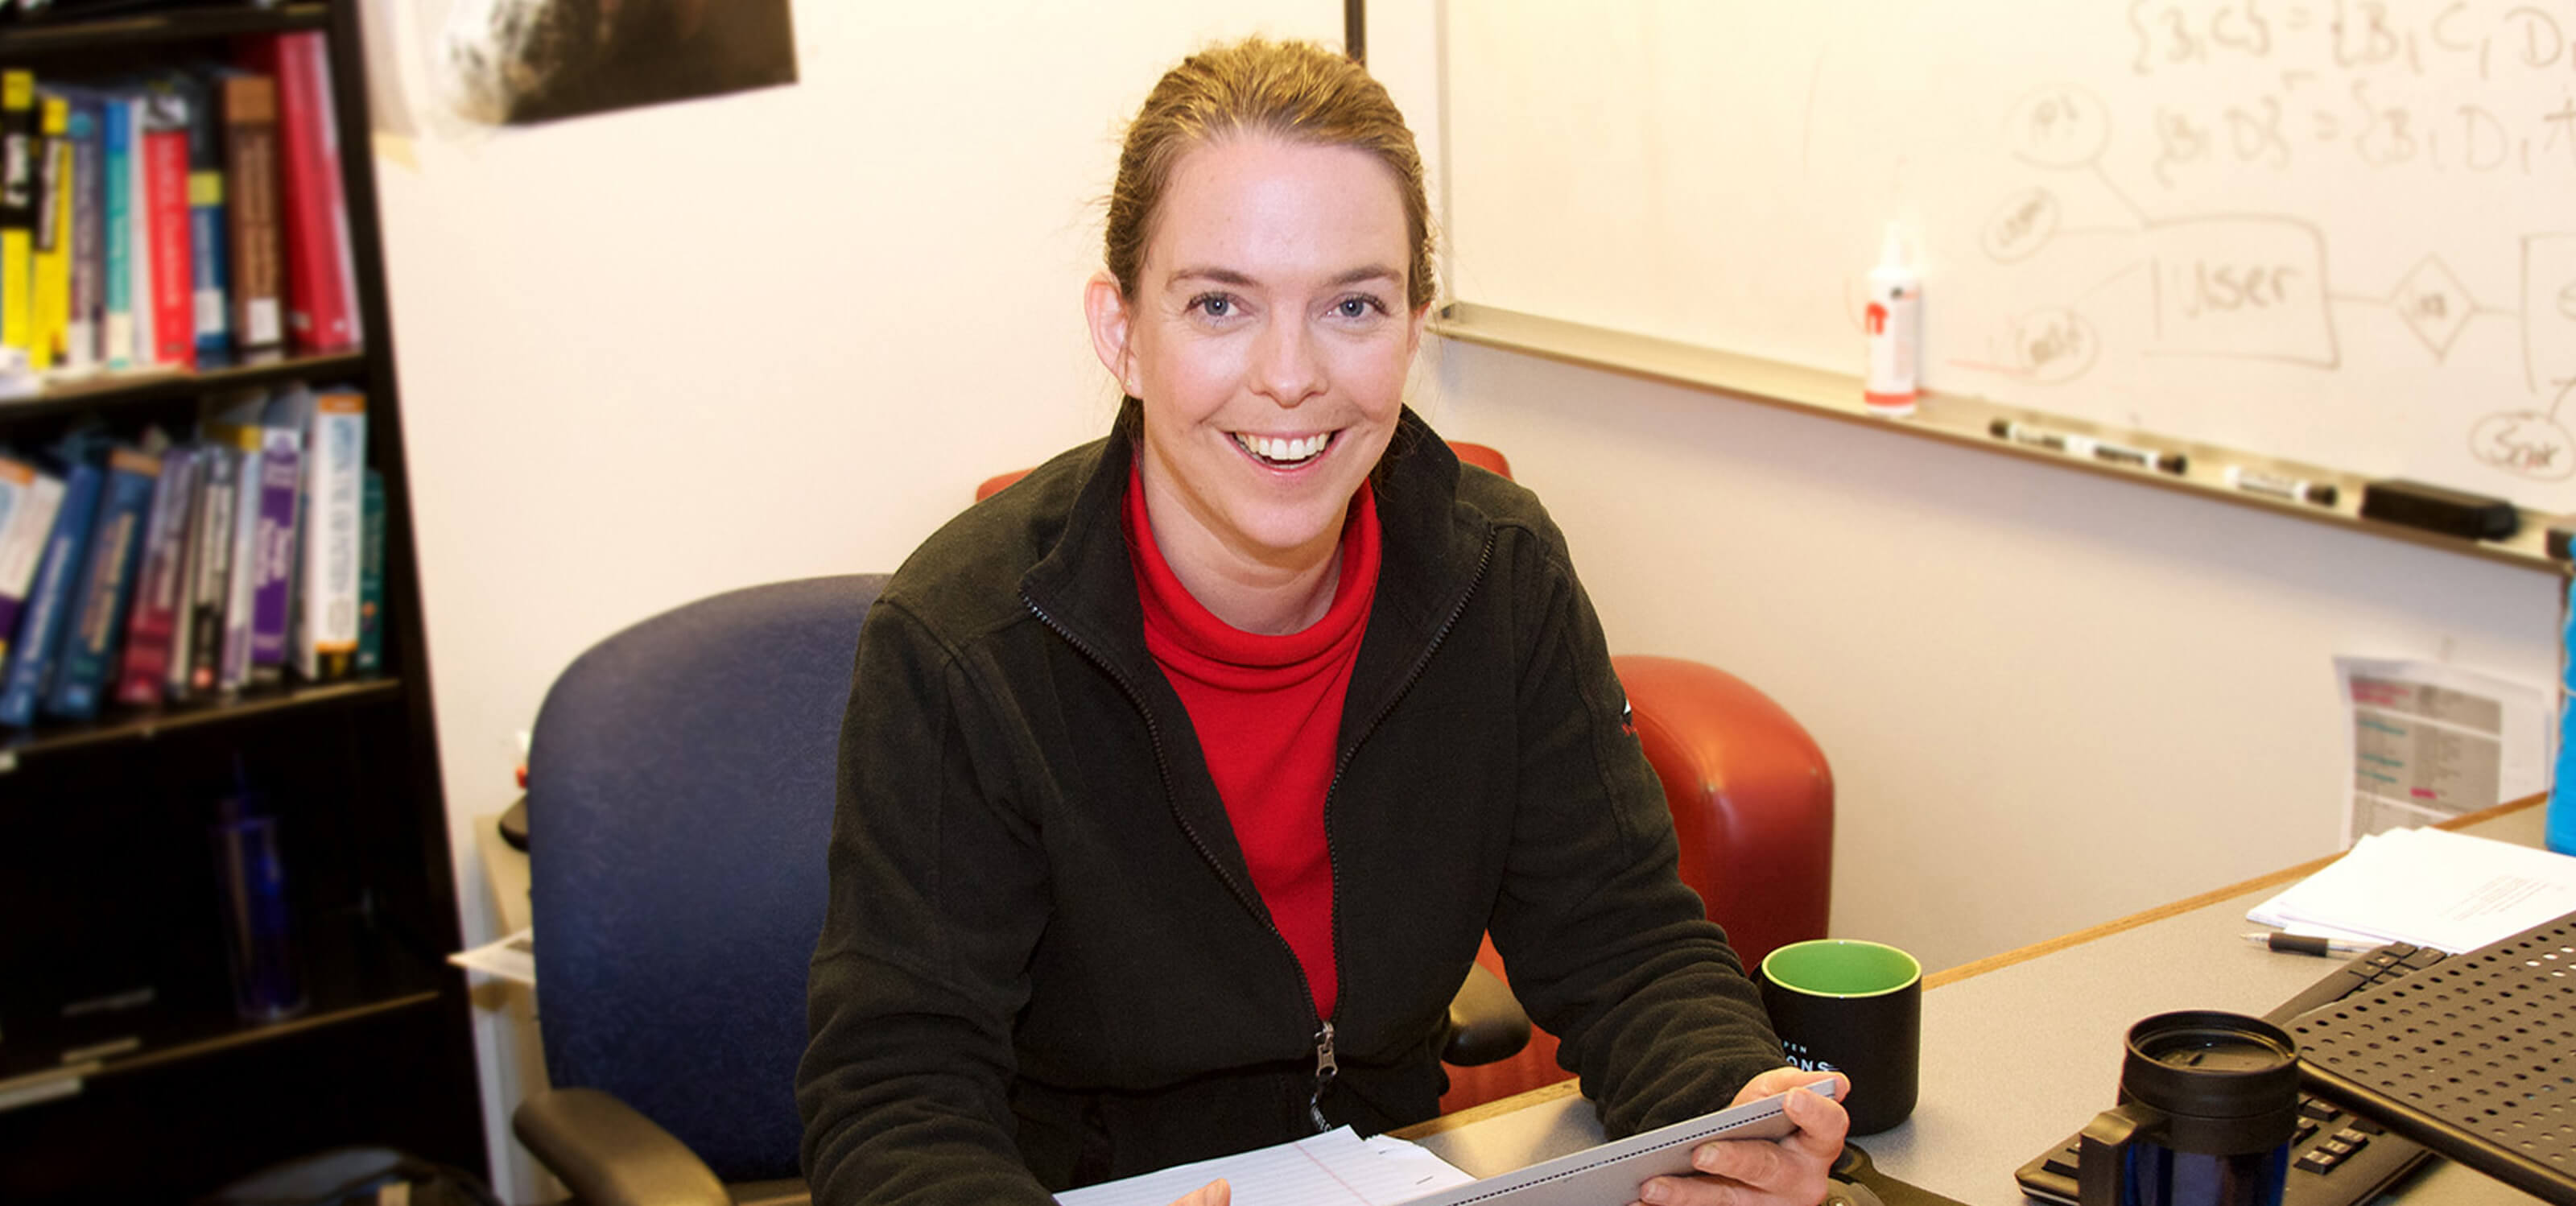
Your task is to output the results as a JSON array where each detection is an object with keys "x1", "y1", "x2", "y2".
[
  {"x1": 1758, "y1": 939, "x2": 1922, "y2": 1134},
  {"x1": 212, "y1": 802, "x2": 307, "y2": 1022},
  {"x1": 2078, "y1": 1010, "x2": 2299, "y2": 1206}
]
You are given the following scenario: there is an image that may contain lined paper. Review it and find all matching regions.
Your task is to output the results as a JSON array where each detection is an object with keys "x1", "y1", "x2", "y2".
[{"x1": 1055, "y1": 1127, "x2": 1476, "y2": 1206}]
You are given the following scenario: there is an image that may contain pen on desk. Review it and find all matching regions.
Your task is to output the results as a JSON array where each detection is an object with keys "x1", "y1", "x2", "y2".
[
  {"x1": 2224, "y1": 465, "x2": 2339, "y2": 507},
  {"x1": 2243, "y1": 931, "x2": 2374, "y2": 957}
]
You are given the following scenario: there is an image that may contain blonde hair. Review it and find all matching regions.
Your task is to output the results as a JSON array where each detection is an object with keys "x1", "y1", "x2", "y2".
[{"x1": 1104, "y1": 37, "x2": 1435, "y2": 314}]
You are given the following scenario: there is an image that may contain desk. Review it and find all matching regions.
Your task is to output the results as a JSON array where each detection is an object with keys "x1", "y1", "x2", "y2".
[{"x1": 1407, "y1": 798, "x2": 2553, "y2": 1205}]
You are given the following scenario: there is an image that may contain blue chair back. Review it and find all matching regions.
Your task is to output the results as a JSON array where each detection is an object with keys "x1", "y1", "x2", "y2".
[{"x1": 526, "y1": 574, "x2": 886, "y2": 1182}]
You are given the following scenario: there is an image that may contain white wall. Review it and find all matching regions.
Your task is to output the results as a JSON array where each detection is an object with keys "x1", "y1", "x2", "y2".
[
  {"x1": 1421, "y1": 345, "x2": 2558, "y2": 968},
  {"x1": 363, "y1": 2, "x2": 1344, "y2": 1197}
]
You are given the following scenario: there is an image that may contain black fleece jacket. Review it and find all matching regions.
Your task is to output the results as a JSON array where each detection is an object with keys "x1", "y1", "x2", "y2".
[{"x1": 796, "y1": 411, "x2": 1782, "y2": 1204}]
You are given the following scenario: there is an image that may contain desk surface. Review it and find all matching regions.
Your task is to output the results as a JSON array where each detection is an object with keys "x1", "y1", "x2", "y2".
[{"x1": 1413, "y1": 799, "x2": 2553, "y2": 1205}]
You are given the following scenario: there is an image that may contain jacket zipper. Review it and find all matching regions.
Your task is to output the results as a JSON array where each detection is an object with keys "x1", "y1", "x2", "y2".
[
  {"x1": 1026, "y1": 528, "x2": 1494, "y2": 1133},
  {"x1": 1309, "y1": 531, "x2": 1495, "y2": 1130},
  {"x1": 1024, "y1": 593, "x2": 1337, "y2": 1126}
]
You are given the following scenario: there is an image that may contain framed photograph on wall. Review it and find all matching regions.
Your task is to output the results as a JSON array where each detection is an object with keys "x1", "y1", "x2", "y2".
[{"x1": 443, "y1": 0, "x2": 798, "y2": 125}]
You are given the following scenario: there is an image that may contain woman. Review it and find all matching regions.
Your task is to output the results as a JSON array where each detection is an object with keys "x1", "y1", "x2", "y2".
[{"x1": 796, "y1": 37, "x2": 1847, "y2": 1206}]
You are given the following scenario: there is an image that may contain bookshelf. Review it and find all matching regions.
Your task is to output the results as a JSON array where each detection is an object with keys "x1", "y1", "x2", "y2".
[{"x1": 0, "y1": 4, "x2": 485, "y2": 1201}]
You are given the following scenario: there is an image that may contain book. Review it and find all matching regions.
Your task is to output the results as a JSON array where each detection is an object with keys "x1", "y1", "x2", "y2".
[
  {"x1": 217, "y1": 72, "x2": 280, "y2": 363},
  {"x1": 182, "y1": 436, "x2": 235, "y2": 697},
  {"x1": 255, "y1": 33, "x2": 354, "y2": 355},
  {"x1": 140, "y1": 89, "x2": 192, "y2": 368},
  {"x1": 45, "y1": 444, "x2": 158, "y2": 719},
  {"x1": 98, "y1": 91, "x2": 134, "y2": 369},
  {"x1": 0, "y1": 452, "x2": 65, "y2": 659},
  {"x1": 292, "y1": 388, "x2": 361, "y2": 681},
  {"x1": 114, "y1": 442, "x2": 195, "y2": 705},
  {"x1": 205, "y1": 391, "x2": 262, "y2": 692},
  {"x1": 305, "y1": 37, "x2": 360, "y2": 351},
  {"x1": 61, "y1": 90, "x2": 101, "y2": 374},
  {"x1": 175, "y1": 72, "x2": 229, "y2": 368},
  {"x1": 28, "y1": 91, "x2": 69, "y2": 371},
  {"x1": 354, "y1": 465, "x2": 381, "y2": 675},
  {"x1": 0, "y1": 435, "x2": 103, "y2": 727},
  {"x1": 120, "y1": 93, "x2": 155, "y2": 369},
  {"x1": 1, "y1": 69, "x2": 36, "y2": 359},
  {"x1": 245, "y1": 387, "x2": 303, "y2": 686},
  {"x1": 163, "y1": 439, "x2": 199, "y2": 696}
]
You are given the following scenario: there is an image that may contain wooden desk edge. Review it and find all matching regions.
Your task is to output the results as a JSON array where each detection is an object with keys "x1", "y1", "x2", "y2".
[
  {"x1": 1921, "y1": 793, "x2": 2549, "y2": 990},
  {"x1": 1393, "y1": 1077, "x2": 1583, "y2": 1140}
]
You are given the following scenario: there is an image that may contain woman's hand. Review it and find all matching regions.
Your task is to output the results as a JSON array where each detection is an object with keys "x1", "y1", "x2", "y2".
[
  {"x1": 1170, "y1": 1178, "x2": 1230, "y2": 1206},
  {"x1": 1631, "y1": 1068, "x2": 1851, "y2": 1206}
]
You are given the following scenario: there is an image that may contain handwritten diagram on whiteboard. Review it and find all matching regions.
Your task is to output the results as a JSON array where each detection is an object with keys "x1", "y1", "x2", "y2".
[{"x1": 1443, "y1": 1, "x2": 2576, "y2": 510}]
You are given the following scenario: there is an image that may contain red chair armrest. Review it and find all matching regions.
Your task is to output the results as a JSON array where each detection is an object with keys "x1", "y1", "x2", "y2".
[{"x1": 1612, "y1": 655, "x2": 1834, "y2": 969}]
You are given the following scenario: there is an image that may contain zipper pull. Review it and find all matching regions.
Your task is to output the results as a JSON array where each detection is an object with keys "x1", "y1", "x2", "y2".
[{"x1": 1308, "y1": 1021, "x2": 1339, "y2": 1130}]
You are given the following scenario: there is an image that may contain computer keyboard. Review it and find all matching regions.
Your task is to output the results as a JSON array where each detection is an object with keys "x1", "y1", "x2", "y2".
[{"x1": 2012, "y1": 940, "x2": 2448, "y2": 1206}]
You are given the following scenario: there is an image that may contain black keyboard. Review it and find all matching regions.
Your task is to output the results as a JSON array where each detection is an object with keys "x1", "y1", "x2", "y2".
[{"x1": 2013, "y1": 941, "x2": 2448, "y2": 1205}]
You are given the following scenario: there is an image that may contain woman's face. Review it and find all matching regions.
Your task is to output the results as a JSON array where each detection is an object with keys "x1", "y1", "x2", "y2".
[{"x1": 1088, "y1": 135, "x2": 1426, "y2": 575}]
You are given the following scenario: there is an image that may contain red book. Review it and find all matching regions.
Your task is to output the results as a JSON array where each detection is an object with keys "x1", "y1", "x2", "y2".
[
  {"x1": 250, "y1": 32, "x2": 354, "y2": 354},
  {"x1": 142, "y1": 122, "x2": 194, "y2": 368}
]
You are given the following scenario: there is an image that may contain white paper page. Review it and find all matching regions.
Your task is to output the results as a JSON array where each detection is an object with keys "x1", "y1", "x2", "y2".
[
  {"x1": 2247, "y1": 828, "x2": 2576, "y2": 952},
  {"x1": 2336, "y1": 658, "x2": 2554, "y2": 845},
  {"x1": 1055, "y1": 1127, "x2": 1474, "y2": 1206},
  {"x1": 446, "y1": 927, "x2": 535, "y2": 987}
]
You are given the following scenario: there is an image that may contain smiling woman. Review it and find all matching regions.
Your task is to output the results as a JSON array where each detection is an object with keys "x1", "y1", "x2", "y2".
[
  {"x1": 1086, "y1": 136, "x2": 1422, "y2": 634},
  {"x1": 794, "y1": 37, "x2": 1847, "y2": 1206}
]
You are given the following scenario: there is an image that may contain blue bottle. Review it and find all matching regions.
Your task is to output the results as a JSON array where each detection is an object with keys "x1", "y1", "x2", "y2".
[
  {"x1": 212, "y1": 791, "x2": 308, "y2": 1022},
  {"x1": 2551, "y1": 576, "x2": 2576, "y2": 855}
]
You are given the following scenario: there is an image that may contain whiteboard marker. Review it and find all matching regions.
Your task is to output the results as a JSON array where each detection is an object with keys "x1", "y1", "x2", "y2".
[
  {"x1": 1864, "y1": 222, "x2": 1920, "y2": 417},
  {"x1": 2087, "y1": 437, "x2": 2187, "y2": 475},
  {"x1": 1988, "y1": 417, "x2": 2072, "y2": 453},
  {"x1": 2224, "y1": 466, "x2": 2338, "y2": 507},
  {"x1": 1987, "y1": 419, "x2": 2186, "y2": 474}
]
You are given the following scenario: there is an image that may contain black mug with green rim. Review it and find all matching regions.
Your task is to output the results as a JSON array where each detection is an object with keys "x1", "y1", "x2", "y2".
[{"x1": 1757, "y1": 938, "x2": 1922, "y2": 1135}]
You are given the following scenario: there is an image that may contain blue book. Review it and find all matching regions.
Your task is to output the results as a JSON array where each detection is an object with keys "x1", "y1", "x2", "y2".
[
  {"x1": 62, "y1": 92, "x2": 104, "y2": 373},
  {"x1": 0, "y1": 436, "x2": 105, "y2": 728},
  {"x1": 44, "y1": 444, "x2": 158, "y2": 720},
  {"x1": 353, "y1": 467, "x2": 382, "y2": 676},
  {"x1": 99, "y1": 93, "x2": 134, "y2": 370},
  {"x1": 174, "y1": 72, "x2": 229, "y2": 368}
]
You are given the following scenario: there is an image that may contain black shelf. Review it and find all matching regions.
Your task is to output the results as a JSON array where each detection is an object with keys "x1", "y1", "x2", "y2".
[
  {"x1": 0, "y1": 676, "x2": 400, "y2": 767},
  {"x1": 0, "y1": 350, "x2": 367, "y2": 427},
  {"x1": 0, "y1": 886, "x2": 448, "y2": 1082},
  {"x1": 2, "y1": 978, "x2": 442, "y2": 1093},
  {"x1": 0, "y1": 2, "x2": 486, "y2": 1196},
  {"x1": 0, "y1": 2, "x2": 326, "y2": 60}
]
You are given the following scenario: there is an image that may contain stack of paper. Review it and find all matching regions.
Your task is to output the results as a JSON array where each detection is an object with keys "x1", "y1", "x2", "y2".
[
  {"x1": 2248, "y1": 828, "x2": 2576, "y2": 953},
  {"x1": 1054, "y1": 1127, "x2": 1473, "y2": 1206}
]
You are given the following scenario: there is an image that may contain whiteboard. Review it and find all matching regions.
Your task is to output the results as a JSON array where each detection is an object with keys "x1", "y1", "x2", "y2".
[{"x1": 1441, "y1": 0, "x2": 2576, "y2": 512}]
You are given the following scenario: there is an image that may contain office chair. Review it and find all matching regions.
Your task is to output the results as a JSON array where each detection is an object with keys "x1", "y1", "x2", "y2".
[
  {"x1": 976, "y1": 440, "x2": 1837, "y2": 1113},
  {"x1": 514, "y1": 575, "x2": 886, "y2": 1206}
]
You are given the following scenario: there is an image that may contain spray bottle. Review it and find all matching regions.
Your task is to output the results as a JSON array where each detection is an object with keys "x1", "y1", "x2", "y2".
[{"x1": 1864, "y1": 222, "x2": 1921, "y2": 417}]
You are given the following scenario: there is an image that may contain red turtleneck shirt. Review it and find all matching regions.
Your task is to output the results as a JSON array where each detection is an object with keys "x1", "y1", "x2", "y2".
[{"x1": 1124, "y1": 464, "x2": 1382, "y2": 1019}]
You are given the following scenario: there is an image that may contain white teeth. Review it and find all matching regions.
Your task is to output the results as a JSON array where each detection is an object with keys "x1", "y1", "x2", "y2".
[{"x1": 1237, "y1": 433, "x2": 1330, "y2": 465}]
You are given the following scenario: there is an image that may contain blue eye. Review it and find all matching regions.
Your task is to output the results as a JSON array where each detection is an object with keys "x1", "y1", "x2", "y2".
[
  {"x1": 1194, "y1": 295, "x2": 1234, "y2": 318},
  {"x1": 1336, "y1": 296, "x2": 1384, "y2": 319}
]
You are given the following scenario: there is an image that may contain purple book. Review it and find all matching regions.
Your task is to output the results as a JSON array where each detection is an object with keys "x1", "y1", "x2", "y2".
[
  {"x1": 246, "y1": 423, "x2": 300, "y2": 685},
  {"x1": 114, "y1": 444, "x2": 196, "y2": 705}
]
